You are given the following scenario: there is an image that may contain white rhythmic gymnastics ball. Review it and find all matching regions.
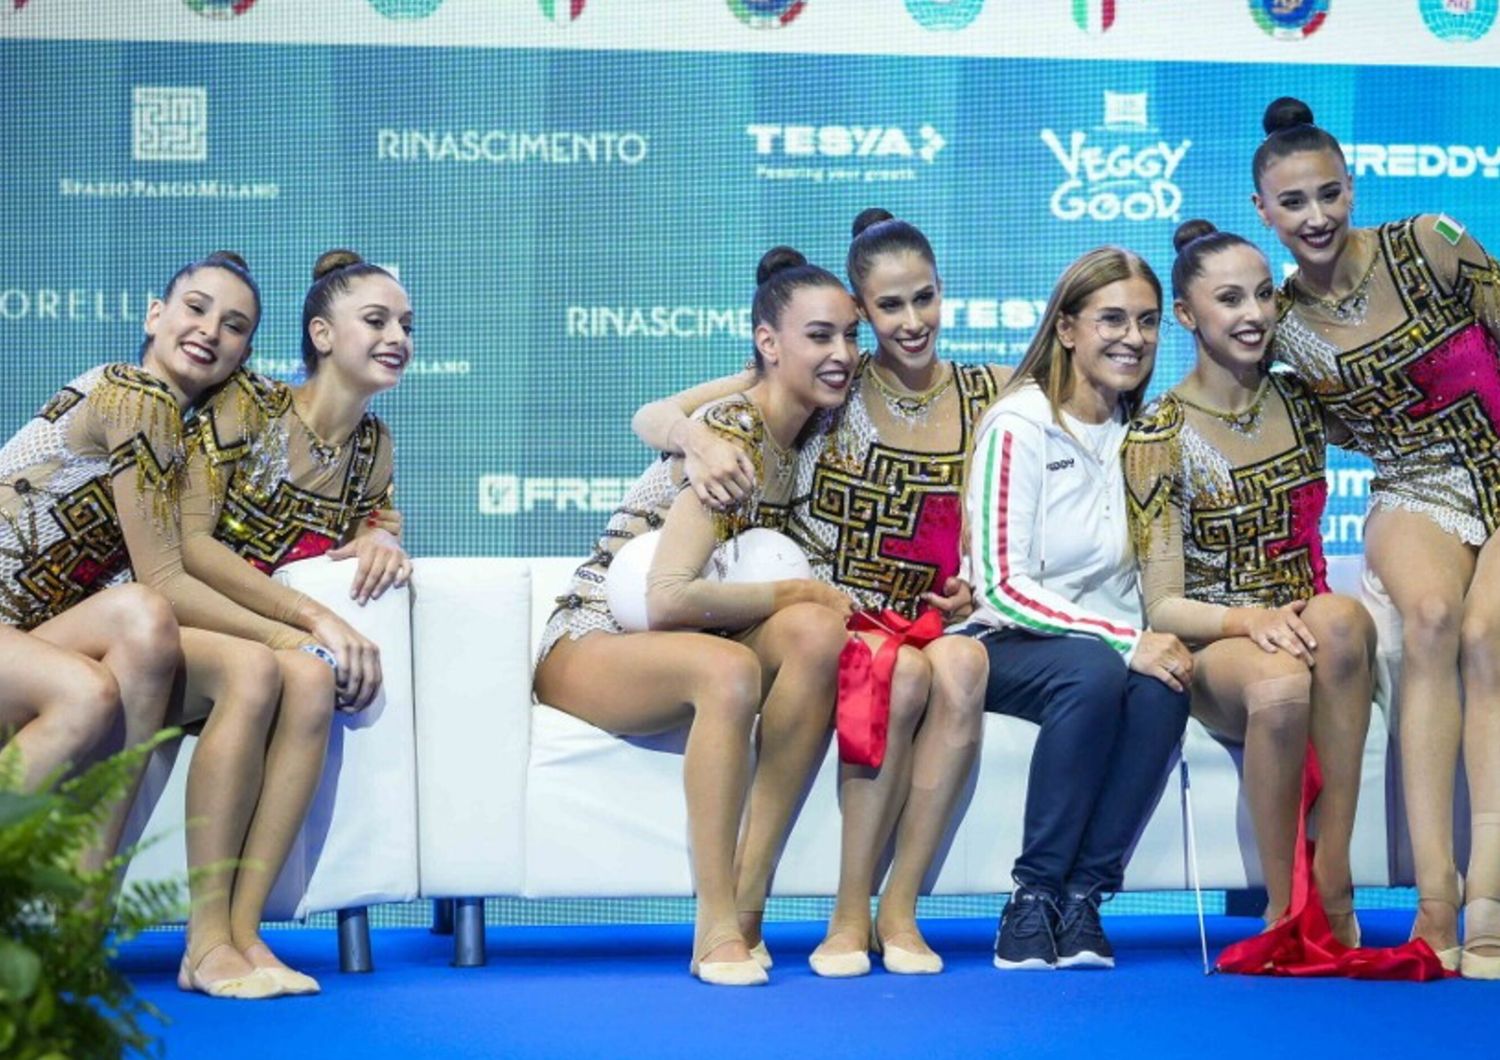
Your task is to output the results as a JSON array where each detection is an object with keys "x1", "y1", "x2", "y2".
[{"x1": 605, "y1": 527, "x2": 813, "y2": 632}]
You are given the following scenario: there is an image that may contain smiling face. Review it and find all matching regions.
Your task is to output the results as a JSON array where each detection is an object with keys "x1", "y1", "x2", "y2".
[
  {"x1": 1175, "y1": 243, "x2": 1276, "y2": 370},
  {"x1": 1056, "y1": 276, "x2": 1161, "y2": 408},
  {"x1": 856, "y1": 249, "x2": 942, "y2": 371},
  {"x1": 305, "y1": 273, "x2": 413, "y2": 394},
  {"x1": 1253, "y1": 147, "x2": 1354, "y2": 272},
  {"x1": 755, "y1": 283, "x2": 860, "y2": 411},
  {"x1": 142, "y1": 265, "x2": 258, "y2": 402}
]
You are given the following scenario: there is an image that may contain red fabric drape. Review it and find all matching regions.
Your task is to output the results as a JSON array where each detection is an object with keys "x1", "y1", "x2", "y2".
[
  {"x1": 835, "y1": 610, "x2": 945, "y2": 768},
  {"x1": 1216, "y1": 743, "x2": 1448, "y2": 980}
]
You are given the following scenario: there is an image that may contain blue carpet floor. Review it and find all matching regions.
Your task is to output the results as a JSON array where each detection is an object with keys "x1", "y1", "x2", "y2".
[{"x1": 119, "y1": 912, "x2": 1492, "y2": 1060}]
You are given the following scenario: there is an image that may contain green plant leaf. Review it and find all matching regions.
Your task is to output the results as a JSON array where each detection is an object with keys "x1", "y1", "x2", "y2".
[
  {"x1": 0, "y1": 939, "x2": 40, "y2": 1003},
  {"x1": 23, "y1": 866, "x2": 83, "y2": 900},
  {"x1": 0, "y1": 791, "x2": 51, "y2": 830},
  {"x1": 1, "y1": 733, "x2": 179, "y2": 1057},
  {"x1": 27, "y1": 978, "x2": 55, "y2": 1032}
]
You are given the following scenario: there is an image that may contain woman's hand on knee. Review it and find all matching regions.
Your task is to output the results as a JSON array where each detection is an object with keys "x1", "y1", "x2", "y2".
[
  {"x1": 772, "y1": 579, "x2": 854, "y2": 620},
  {"x1": 306, "y1": 609, "x2": 382, "y2": 712},
  {"x1": 1228, "y1": 602, "x2": 1317, "y2": 666},
  {"x1": 1131, "y1": 631, "x2": 1194, "y2": 693}
]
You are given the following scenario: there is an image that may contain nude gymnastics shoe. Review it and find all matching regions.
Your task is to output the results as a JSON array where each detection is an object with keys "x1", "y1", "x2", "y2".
[
  {"x1": 748, "y1": 940, "x2": 773, "y2": 971},
  {"x1": 808, "y1": 932, "x2": 872, "y2": 978},
  {"x1": 1461, "y1": 897, "x2": 1500, "y2": 980},
  {"x1": 177, "y1": 944, "x2": 284, "y2": 1000},
  {"x1": 690, "y1": 931, "x2": 768, "y2": 987},
  {"x1": 876, "y1": 934, "x2": 944, "y2": 975},
  {"x1": 256, "y1": 966, "x2": 321, "y2": 995},
  {"x1": 242, "y1": 941, "x2": 321, "y2": 995}
]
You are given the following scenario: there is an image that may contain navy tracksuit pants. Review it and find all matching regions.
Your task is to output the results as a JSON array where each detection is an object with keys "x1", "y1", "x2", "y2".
[{"x1": 973, "y1": 630, "x2": 1190, "y2": 895}]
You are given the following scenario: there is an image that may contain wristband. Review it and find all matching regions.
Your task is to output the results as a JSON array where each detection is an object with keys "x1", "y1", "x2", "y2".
[{"x1": 302, "y1": 643, "x2": 339, "y2": 671}]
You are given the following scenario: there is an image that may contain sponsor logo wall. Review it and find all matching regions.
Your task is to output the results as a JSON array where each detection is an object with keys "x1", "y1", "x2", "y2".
[{"x1": 4, "y1": 16, "x2": 1499, "y2": 556}]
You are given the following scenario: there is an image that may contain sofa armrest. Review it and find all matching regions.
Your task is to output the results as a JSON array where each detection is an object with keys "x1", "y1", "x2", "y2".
[
  {"x1": 410, "y1": 558, "x2": 532, "y2": 896},
  {"x1": 275, "y1": 556, "x2": 420, "y2": 915}
]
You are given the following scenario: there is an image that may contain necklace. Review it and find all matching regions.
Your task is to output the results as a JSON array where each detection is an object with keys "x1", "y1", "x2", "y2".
[
  {"x1": 1174, "y1": 376, "x2": 1272, "y2": 439},
  {"x1": 866, "y1": 362, "x2": 954, "y2": 426},
  {"x1": 1291, "y1": 232, "x2": 1380, "y2": 327},
  {"x1": 292, "y1": 400, "x2": 352, "y2": 473},
  {"x1": 762, "y1": 428, "x2": 796, "y2": 490}
]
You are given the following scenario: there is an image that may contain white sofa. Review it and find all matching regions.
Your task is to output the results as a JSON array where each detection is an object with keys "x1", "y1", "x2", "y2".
[
  {"x1": 410, "y1": 553, "x2": 1396, "y2": 966},
  {"x1": 118, "y1": 557, "x2": 420, "y2": 972},
  {"x1": 115, "y1": 552, "x2": 1400, "y2": 974}
]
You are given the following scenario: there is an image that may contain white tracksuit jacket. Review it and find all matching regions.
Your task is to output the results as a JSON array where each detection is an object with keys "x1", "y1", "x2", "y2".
[{"x1": 964, "y1": 382, "x2": 1145, "y2": 661}]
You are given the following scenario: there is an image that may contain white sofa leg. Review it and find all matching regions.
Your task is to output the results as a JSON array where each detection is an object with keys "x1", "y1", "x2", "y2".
[
  {"x1": 338, "y1": 907, "x2": 374, "y2": 973},
  {"x1": 432, "y1": 898, "x2": 455, "y2": 936},
  {"x1": 453, "y1": 897, "x2": 486, "y2": 968}
]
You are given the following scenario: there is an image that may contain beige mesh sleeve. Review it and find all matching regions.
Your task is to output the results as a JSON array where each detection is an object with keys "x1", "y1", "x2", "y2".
[
  {"x1": 1123, "y1": 424, "x2": 1228, "y2": 642},
  {"x1": 643, "y1": 484, "x2": 779, "y2": 631},
  {"x1": 91, "y1": 375, "x2": 311, "y2": 649}
]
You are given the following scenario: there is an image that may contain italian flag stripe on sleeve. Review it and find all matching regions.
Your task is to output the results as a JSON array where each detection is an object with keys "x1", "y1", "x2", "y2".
[
  {"x1": 976, "y1": 429, "x2": 1134, "y2": 654},
  {"x1": 1435, "y1": 214, "x2": 1466, "y2": 247}
]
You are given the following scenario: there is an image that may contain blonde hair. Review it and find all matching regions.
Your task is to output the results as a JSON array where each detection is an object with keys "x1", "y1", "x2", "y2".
[{"x1": 1002, "y1": 247, "x2": 1163, "y2": 424}]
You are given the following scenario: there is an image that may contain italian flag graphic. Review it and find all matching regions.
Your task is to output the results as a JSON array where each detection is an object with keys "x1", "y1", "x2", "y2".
[
  {"x1": 539, "y1": 0, "x2": 587, "y2": 20},
  {"x1": 1072, "y1": 0, "x2": 1116, "y2": 32}
]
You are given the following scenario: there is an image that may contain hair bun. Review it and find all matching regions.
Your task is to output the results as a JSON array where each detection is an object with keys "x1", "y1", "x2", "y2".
[
  {"x1": 851, "y1": 208, "x2": 895, "y2": 239},
  {"x1": 757, "y1": 246, "x2": 807, "y2": 286},
  {"x1": 312, "y1": 248, "x2": 365, "y2": 281},
  {"x1": 1173, "y1": 219, "x2": 1218, "y2": 254},
  {"x1": 204, "y1": 250, "x2": 251, "y2": 273},
  {"x1": 1263, "y1": 96, "x2": 1315, "y2": 136}
]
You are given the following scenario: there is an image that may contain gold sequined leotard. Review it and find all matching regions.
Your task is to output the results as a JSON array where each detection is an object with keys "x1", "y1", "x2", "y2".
[
  {"x1": 785, "y1": 354, "x2": 1002, "y2": 618},
  {"x1": 186, "y1": 369, "x2": 394, "y2": 574},
  {"x1": 0, "y1": 363, "x2": 305, "y2": 647},
  {"x1": 1273, "y1": 215, "x2": 1500, "y2": 545},
  {"x1": 1124, "y1": 371, "x2": 1330, "y2": 634}
]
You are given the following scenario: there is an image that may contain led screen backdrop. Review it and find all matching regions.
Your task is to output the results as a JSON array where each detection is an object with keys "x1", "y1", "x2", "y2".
[{"x1": 5, "y1": 1, "x2": 1500, "y2": 558}]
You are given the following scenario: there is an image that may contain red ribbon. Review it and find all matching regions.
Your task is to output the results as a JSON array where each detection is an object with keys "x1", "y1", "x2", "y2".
[
  {"x1": 835, "y1": 609, "x2": 945, "y2": 768},
  {"x1": 1216, "y1": 743, "x2": 1448, "y2": 980}
]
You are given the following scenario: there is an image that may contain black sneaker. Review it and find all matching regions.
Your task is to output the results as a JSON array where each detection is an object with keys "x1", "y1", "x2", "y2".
[
  {"x1": 992, "y1": 887, "x2": 1058, "y2": 971},
  {"x1": 1055, "y1": 890, "x2": 1114, "y2": 969}
]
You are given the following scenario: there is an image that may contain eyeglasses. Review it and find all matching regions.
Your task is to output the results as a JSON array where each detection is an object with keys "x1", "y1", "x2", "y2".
[{"x1": 1076, "y1": 309, "x2": 1165, "y2": 342}]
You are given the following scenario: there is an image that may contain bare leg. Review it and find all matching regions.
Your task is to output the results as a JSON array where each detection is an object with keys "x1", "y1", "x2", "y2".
[
  {"x1": 29, "y1": 585, "x2": 181, "y2": 868},
  {"x1": 231, "y1": 650, "x2": 337, "y2": 983},
  {"x1": 177, "y1": 630, "x2": 283, "y2": 989},
  {"x1": 731, "y1": 604, "x2": 848, "y2": 948},
  {"x1": 1366, "y1": 508, "x2": 1475, "y2": 957},
  {"x1": 1460, "y1": 532, "x2": 1500, "y2": 967},
  {"x1": 810, "y1": 640, "x2": 931, "y2": 968},
  {"x1": 1192, "y1": 638, "x2": 1312, "y2": 925},
  {"x1": 0, "y1": 625, "x2": 121, "y2": 792},
  {"x1": 536, "y1": 630, "x2": 765, "y2": 970},
  {"x1": 876, "y1": 634, "x2": 987, "y2": 961},
  {"x1": 1299, "y1": 593, "x2": 1375, "y2": 946}
]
